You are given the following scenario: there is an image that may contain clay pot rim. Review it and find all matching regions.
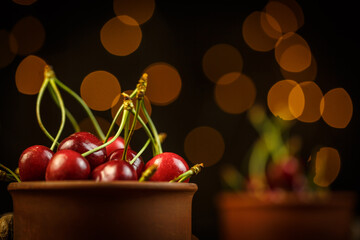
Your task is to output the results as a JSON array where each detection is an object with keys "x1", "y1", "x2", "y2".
[{"x1": 8, "y1": 181, "x2": 198, "y2": 192}]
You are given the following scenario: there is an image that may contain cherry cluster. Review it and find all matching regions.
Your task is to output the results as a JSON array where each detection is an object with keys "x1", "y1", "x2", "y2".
[{"x1": 2, "y1": 66, "x2": 203, "y2": 183}]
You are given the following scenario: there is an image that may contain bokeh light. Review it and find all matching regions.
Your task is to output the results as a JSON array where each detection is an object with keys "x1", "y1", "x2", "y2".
[
  {"x1": 290, "y1": 81, "x2": 323, "y2": 123},
  {"x1": 184, "y1": 126, "x2": 225, "y2": 167},
  {"x1": 202, "y1": 44, "x2": 243, "y2": 83},
  {"x1": 100, "y1": 16, "x2": 142, "y2": 56},
  {"x1": 79, "y1": 116, "x2": 114, "y2": 139},
  {"x1": 264, "y1": 0, "x2": 300, "y2": 34},
  {"x1": 0, "y1": 30, "x2": 18, "y2": 68},
  {"x1": 275, "y1": 32, "x2": 311, "y2": 73},
  {"x1": 311, "y1": 147, "x2": 341, "y2": 187},
  {"x1": 11, "y1": 16, "x2": 45, "y2": 55},
  {"x1": 111, "y1": 90, "x2": 152, "y2": 130},
  {"x1": 242, "y1": 11, "x2": 279, "y2": 52},
  {"x1": 214, "y1": 73, "x2": 256, "y2": 114},
  {"x1": 288, "y1": 83, "x2": 305, "y2": 119},
  {"x1": 113, "y1": 0, "x2": 155, "y2": 25},
  {"x1": 280, "y1": 55, "x2": 317, "y2": 82},
  {"x1": 12, "y1": 0, "x2": 37, "y2": 5},
  {"x1": 15, "y1": 55, "x2": 47, "y2": 95},
  {"x1": 80, "y1": 71, "x2": 121, "y2": 111},
  {"x1": 260, "y1": 12, "x2": 282, "y2": 40},
  {"x1": 320, "y1": 88, "x2": 353, "y2": 128},
  {"x1": 267, "y1": 79, "x2": 303, "y2": 120},
  {"x1": 144, "y1": 62, "x2": 182, "y2": 106}
]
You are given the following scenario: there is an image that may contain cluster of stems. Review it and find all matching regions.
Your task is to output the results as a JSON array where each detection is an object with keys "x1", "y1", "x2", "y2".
[{"x1": 37, "y1": 67, "x2": 164, "y2": 173}]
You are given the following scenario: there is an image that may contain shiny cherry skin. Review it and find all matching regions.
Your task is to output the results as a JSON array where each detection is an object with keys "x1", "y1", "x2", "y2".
[
  {"x1": 266, "y1": 156, "x2": 305, "y2": 191},
  {"x1": 18, "y1": 145, "x2": 54, "y2": 181},
  {"x1": 107, "y1": 149, "x2": 144, "y2": 177},
  {"x1": 91, "y1": 160, "x2": 137, "y2": 181},
  {"x1": 46, "y1": 149, "x2": 90, "y2": 180},
  {"x1": 58, "y1": 132, "x2": 106, "y2": 169},
  {"x1": 105, "y1": 136, "x2": 129, "y2": 156},
  {"x1": 144, "y1": 152, "x2": 189, "y2": 182}
]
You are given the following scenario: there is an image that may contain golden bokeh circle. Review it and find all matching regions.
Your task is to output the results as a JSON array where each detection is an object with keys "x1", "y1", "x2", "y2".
[
  {"x1": 267, "y1": 79, "x2": 302, "y2": 120},
  {"x1": 275, "y1": 33, "x2": 312, "y2": 73},
  {"x1": 15, "y1": 55, "x2": 47, "y2": 95},
  {"x1": 242, "y1": 11, "x2": 278, "y2": 52},
  {"x1": 144, "y1": 62, "x2": 182, "y2": 106},
  {"x1": 184, "y1": 126, "x2": 225, "y2": 167},
  {"x1": 113, "y1": 0, "x2": 155, "y2": 25},
  {"x1": 320, "y1": 88, "x2": 353, "y2": 129},
  {"x1": 202, "y1": 44, "x2": 243, "y2": 83},
  {"x1": 214, "y1": 73, "x2": 256, "y2": 114},
  {"x1": 11, "y1": 16, "x2": 45, "y2": 55},
  {"x1": 310, "y1": 147, "x2": 341, "y2": 187},
  {"x1": 100, "y1": 16, "x2": 142, "y2": 56},
  {"x1": 80, "y1": 71, "x2": 121, "y2": 111}
]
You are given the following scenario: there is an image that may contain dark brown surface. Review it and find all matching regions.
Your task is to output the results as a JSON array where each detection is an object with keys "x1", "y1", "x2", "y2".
[
  {"x1": 8, "y1": 181, "x2": 197, "y2": 240},
  {"x1": 216, "y1": 191, "x2": 357, "y2": 240}
]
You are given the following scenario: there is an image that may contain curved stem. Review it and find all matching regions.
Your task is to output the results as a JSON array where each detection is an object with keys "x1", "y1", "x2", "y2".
[
  {"x1": 82, "y1": 110, "x2": 130, "y2": 157},
  {"x1": 0, "y1": 163, "x2": 20, "y2": 182},
  {"x1": 129, "y1": 108, "x2": 157, "y2": 156},
  {"x1": 47, "y1": 85, "x2": 80, "y2": 133},
  {"x1": 49, "y1": 79, "x2": 66, "y2": 151},
  {"x1": 123, "y1": 99, "x2": 142, "y2": 161},
  {"x1": 141, "y1": 101, "x2": 162, "y2": 154},
  {"x1": 104, "y1": 89, "x2": 138, "y2": 142},
  {"x1": 53, "y1": 78, "x2": 105, "y2": 140},
  {"x1": 130, "y1": 138, "x2": 151, "y2": 165},
  {"x1": 36, "y1": 76, "x2": 56, "y2": 144}
]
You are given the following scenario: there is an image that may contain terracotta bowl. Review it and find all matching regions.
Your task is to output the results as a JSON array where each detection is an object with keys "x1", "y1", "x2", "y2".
[
  {"x1": 216, "y1": 191, "x2": 357, "y2": 240},
  {"x1": 8, "y1": 181, "x2": 198, "y2": 240}
]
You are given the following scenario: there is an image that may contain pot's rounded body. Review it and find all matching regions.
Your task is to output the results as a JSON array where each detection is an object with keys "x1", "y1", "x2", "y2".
[
  {"x1": 217, "y1": 191, "x2": 356, "y2": 240},
  {"x1": 8, "y1": 181, "x2": 197, "y2": 240}
]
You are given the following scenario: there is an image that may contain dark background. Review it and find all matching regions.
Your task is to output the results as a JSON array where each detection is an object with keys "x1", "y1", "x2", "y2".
[{"x1": 0, "y1": 1, "x2": 359, "y2": 239}]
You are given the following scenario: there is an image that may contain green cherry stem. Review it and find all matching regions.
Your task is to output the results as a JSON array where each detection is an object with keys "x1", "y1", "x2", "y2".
[
  {"x1": 82, "y1": 94, "x2": 132, "y2": 158},
  {"x1": 0, "y1": 163, "x2": 21, "y2": 182},
  {"x1": 104, "y1": 89, "x2": 138, "y2": 143},
  {"x1": 141, "y1": 101, "x2": 162, "y2": 154},
  {"x1": 122, "y1": 99, "x2": 142, "y2": 161},
  {"x1": 36, "y1": 69, "x2": 56, "y2": 144},
  {"x1": 47, "y1": 85, "x2": 80, "y2": 133},
  {"x1": 53, "y1": 77, "x2": 105, "y2": 141},
  {"x1": 138, "y1": 164, "x2": 157, "y2": 182},
  {"x1": 130, "y1": 138, "x2": 151, "y2": 165},
  {"x1": 48, "y1": 79, "x2": 66, "y2": 151},
  {"x1": 129, "y1": 108, "x2": 158, "y2": 156},
  {"x1": 169, "y1": 163, "x2": 204, "y2": 183}
]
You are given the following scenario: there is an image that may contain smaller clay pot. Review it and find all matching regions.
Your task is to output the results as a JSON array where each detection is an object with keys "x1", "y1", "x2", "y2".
[{"x1": 216, "y1": 191, "x2": 356, "y2": 240}]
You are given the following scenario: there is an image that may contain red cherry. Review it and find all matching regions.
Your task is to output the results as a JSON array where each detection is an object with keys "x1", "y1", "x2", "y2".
[
  {"x1": 18, "y1": 145, "x2": 54, "y2": 181},
  {"x1": 58, "y1": 132, "x2": 106, "y2": 169},
  {"x1": 144, "y1": 152, "x2": 189, "y2": 182},
  {"x1": 46, "y1": 149, "x2": 90, "y2": 180},
  {"x1": 105, "y1": 136, "x2": 129, "y2": 155},
  {"x1": 266, "y1": 156, "x2": 305, "y2": 191},
  {"x1": 107, "y1": 149, "x2": 144, "y2": 177},
  {"x1": 91, "y1": 160, "x2": 137, "y2": 181}
]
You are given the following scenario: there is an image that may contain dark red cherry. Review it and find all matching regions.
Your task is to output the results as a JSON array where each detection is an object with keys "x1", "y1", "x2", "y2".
[
  {"x1": 266, "y1": 156, "x2": 305, "y2": 191},
  {"x1": 107, "y1": 149, "x2": 144, "y2": 177},
  {"x1": 58, "y1": 132, "x2": 106, "y2": 169},
  {"x1": 91, "y1": 160, "x2": 137, "y2": 181},
  {"x1": 144, "y1": 152, "x2": 189, "y2": 182},
  {"x1": 18, "y1": 145, "x2": 54, "y2": 181},
  {"x1": 46, "y1": 149, "x2": 90, "y2": 180},
  {"x1": 105, "y1": 136, "x2": 129, "y2": 155}
]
